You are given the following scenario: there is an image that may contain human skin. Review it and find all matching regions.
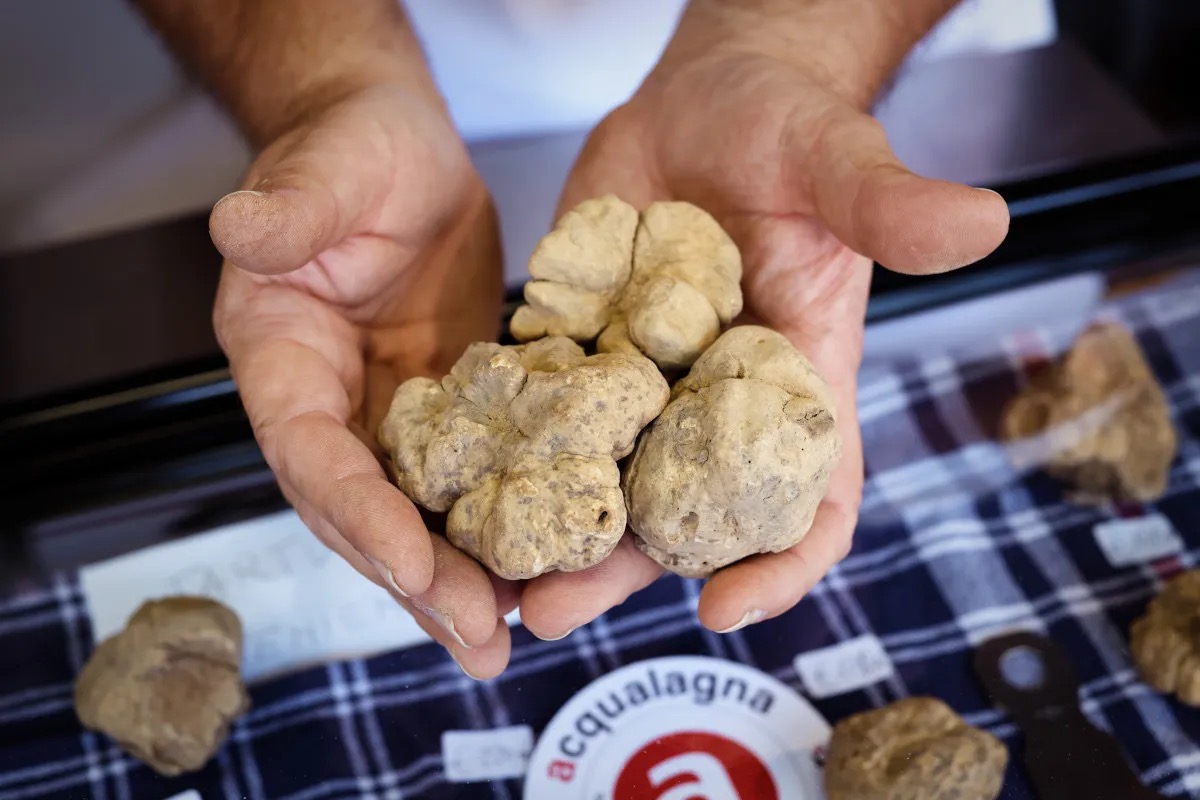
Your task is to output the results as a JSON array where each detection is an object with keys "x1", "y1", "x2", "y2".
[
  {"x1": 133, "y1": 0, "x2": 1008, "y2": 674},
  {"x1": 518, "y1": 0, "x2": 1009, "y2": 639},
  {"x1": 133, "y1": 0, "x2": 515, "y2": 678}
]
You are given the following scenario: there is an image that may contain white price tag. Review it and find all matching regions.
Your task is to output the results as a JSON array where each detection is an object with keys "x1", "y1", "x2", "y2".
[
  {"x1": 794, "y1": 635, "x2": 895, "y2": 699},
  {"x1": 79, "y1": 511, "x2": 522, "y2": 682},
  {"x1": 1094, "y1": 514, "x2": 1182, "y2": 568},
  {"x1": 442, "y1": 725, "x2": 533, "y2": 783}
]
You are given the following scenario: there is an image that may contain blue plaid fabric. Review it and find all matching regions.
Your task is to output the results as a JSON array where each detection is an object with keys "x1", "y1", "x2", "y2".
[{"x1": 2, "y1": 272, "x2": 1199, "y2": 800}]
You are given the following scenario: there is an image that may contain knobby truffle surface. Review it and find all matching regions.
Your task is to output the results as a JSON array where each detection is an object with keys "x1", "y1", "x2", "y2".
[
  {"x1": 824, "y1": 697, "x2": 1008, "y2": 800},
  {"x1": 380, "y1": 337, "x2": 669, "y2": 579},
  {"x1": 511, "y1": 196, "x2": 742, "y2": 370},
  {"x1": 74, "y1": 597, "x2": 249, "y2": 777},
  {"x1": 623, "y1": 326, "x2": 841, "y2": 578},
  {"x1": 1002, "y1": 323, "x2": 1176, "y2": 503},
  {"x1": 1131, "y1": 569, "x2": 1200, "y2": 707}
]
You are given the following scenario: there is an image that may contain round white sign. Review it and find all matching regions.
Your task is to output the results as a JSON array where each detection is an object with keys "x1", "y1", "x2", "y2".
[{"x1": 525, "y1": 655, "x2": 830, "y2": 799}]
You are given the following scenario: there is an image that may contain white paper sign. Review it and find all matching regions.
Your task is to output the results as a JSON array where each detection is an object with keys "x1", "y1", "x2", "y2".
[
  {"x1": 794, "y1": 635, "x2": 895, "y2": 699},
  {"x1": 525, "y1": 656, "x2": 830, "y2": 799},
  {"x1": 1094, "y1": 514, "x2": 1183, "y2": 568},
  {"x1": 80, "y1": 511, "x2": 520, "y2": 682},
  {"x1": 443, "y1": 725, "x2": 534, "y2": 783}
]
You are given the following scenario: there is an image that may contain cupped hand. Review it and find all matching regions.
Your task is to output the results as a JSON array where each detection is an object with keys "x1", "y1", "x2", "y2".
[
  {"x1": 519, "y1": 47, "x2": 1009, "y2": 638},
  {"x1": 211, "y1": 85, "x2": 516, "y2": 677}
]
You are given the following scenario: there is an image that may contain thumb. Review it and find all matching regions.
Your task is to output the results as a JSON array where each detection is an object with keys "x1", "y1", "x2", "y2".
[
  {"x1": 210, "y1": 133, "x2": 384, "y2": 276},
  {"x1": 804, "y1": 109, "x2": 1010, "y2": 275}
]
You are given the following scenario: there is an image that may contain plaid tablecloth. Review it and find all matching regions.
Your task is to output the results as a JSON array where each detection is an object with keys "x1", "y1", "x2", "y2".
[{"x1": 2, "y1": 271, "x2": 1199, "y2": 800}]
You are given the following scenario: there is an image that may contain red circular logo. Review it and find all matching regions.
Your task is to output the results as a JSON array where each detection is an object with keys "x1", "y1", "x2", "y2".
[{"x1": 613, "y1": 730, "x2": 779, "y2": 800}]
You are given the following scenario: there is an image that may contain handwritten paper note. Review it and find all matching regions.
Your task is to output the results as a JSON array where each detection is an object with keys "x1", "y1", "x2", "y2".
[
  {"x1": 794, "y1": 635, "x2": 895, "y2": 699},
  {"x1": 442, "y1": 726, "x2": 534, "y2": 782},
  {"x1": 1094, "y1": 514, "x2": 1183, "y2": 568},
  {"x1": 80, "y1": 511, "x2": 521, "y2": 682}
]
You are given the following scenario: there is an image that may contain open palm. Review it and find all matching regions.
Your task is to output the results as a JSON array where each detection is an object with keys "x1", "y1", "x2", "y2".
[
  {"x1": 518, "y1": 52, "x2": 1009, "y2": 637},
  {"x1": 211, "y1": 86, "x2": 518, "y2": 676}
]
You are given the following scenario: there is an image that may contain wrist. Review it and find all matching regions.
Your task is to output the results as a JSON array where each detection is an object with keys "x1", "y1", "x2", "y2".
[
  {"x1": 257, "y1": 54, "x2": 447, "y2": 146},
  {"x1": 236, "y1": 46, "x2": 448, "y2": 148},
  {"x1": 662, "y1": 0, "x2": 958, "y2": 110},
  {"x1": 134, "y1": 0, "x2": 450, "y2": 149}
]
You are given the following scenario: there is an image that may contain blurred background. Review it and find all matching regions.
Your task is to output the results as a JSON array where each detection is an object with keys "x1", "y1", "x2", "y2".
[{"x1": 2, "y1": 0, "x2": 1200, "y2": 577}]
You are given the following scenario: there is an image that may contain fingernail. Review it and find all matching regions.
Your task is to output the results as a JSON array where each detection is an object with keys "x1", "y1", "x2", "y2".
[
  {"x1": 449, "y1": 650, "x2": 484, "y2": 681},
  {"x1": 536, "y1": 625, "x2": 578, "y2": 642},
  {"x1": 976, "y1": 187, "x2": 1004, "y2": 199},
  {"x1": 216, "y1": 189, "x2": 267, "y2": 205},
  {"x1": 413, "y1": 600, "x2": 470, "y2": 649},
  {"x1": 366, "y1": 555, "x2": 409, "y2": 598},
  {"x1": 716, "y1": 609, "x2": 766, "y2": 634}
]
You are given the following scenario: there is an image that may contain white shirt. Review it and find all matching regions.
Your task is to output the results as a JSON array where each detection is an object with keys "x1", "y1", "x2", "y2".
[
  {"x1": 405, "y1": 0, "x2": 1055, "y2": 140},
  {"x1": 405, "y1": 0, "x2": 688, "y2": 140},
  {"x1": 0, "y1": 0, "x2": 1054, "y2": 252}
]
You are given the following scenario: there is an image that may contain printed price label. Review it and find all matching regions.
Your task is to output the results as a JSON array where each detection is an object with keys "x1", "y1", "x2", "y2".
[
  {"x1": 1094, "y1": 514, "x2": 1183, "y2": 567},
  {"x1": 443, "y1": 725, "x2": 534, "y2": 783},
  {"x1": 794, "y1": 635, "x2": 894, "y2": 699}
]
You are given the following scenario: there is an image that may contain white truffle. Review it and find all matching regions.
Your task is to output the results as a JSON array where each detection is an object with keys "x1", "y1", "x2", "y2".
[
  {"x1": 824, "y1": 697, "x2": 1008, "y2": 800},
  {"x1": 74, "y1": 597, "x2": 249, "y2": 776},
  {"x1": 1002, "y1": 322, "x2": 1176, "y2": 503},
  {"x1": 380, "y1": 337, "x2": 669, "y2": 579},
  {"x1": 623, "y1": 326, "x2": 841, "y2": 577},
  {"x1": 511, "y1": 196, "x2": 742, "y2": 370},
  {"x1": 1130, "y1": 570, "x2": 1200, "y2": 707}
]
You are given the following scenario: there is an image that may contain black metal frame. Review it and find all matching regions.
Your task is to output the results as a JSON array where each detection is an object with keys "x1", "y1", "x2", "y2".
[{"x1": 3, "y1": 141, "x2": 1200, "y2": 578}]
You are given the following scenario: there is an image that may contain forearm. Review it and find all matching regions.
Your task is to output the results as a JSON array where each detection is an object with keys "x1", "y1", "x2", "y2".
[
  {"x1": 666, "y1": 0, "x2": 962, "y2": 109},
  {"x1": 132, "y1": 0, "x2": 443, "y2": 146}
]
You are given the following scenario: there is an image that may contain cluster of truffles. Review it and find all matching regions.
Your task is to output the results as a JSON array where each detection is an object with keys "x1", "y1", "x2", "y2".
[
  {"x1": 380, "y1": 195, "x2": 841, "y2": 580},
  {"x1": 1001, "y1": 322, "x2": 1176, "y2": 504},
  {"x1": 823, "y1": 697, "x2": 1008, "y2": 800}
]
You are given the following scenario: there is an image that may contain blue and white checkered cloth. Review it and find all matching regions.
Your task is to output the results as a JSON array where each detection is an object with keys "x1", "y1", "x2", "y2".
[{"x1": 2, "y1": 272, "x2": 1199, "y2": 800}]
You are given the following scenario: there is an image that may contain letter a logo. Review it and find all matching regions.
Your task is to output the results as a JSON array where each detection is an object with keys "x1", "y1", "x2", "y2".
[{"x1": 613, "y1": 731, "x2": 778, "y2": 799}]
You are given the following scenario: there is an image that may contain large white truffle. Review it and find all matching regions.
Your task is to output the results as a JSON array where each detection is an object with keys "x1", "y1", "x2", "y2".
[
  {"x1": 623, "y1": 326, "x2": 841, "y2": 578},
  {"x1": 511, "y1": 196, "x2": 743, "y2": 370},
  {"x1": 380, "y1": 337, "x2": 669, "y2": 580}
]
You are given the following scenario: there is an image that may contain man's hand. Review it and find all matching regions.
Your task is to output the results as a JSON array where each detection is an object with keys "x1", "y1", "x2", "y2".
[
  {"x1": 519, "y1": 0, "x2": 1010, "y2": 638},
  {"x1": 134, "y1": 0, "x2": 518, "y2": 678},
  {"x1": 211, "y1": 87, "x2": 520, "y2": 677}
]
